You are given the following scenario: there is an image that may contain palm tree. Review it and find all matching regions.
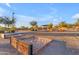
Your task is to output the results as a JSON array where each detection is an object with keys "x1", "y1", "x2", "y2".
[{"x1": 30, "y1": 21, "x2": 38, "y2": 31}]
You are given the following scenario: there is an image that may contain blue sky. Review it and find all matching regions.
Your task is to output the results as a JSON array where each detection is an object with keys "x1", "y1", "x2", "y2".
[{"x1": 0, "y1": 3, "x2": 79, "y2": 27}]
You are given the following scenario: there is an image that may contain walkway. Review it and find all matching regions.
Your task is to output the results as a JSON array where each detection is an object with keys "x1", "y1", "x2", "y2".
[
  {"x1": 0, "y1": 39, "x2": 19, "y2": 55},
  {"x1": 37, "y1": 40, "x2": 79, "y2": 55}
]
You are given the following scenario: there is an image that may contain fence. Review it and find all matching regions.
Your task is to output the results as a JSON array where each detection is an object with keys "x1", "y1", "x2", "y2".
[{"x1": 10, "y1": 36, "x2": 33, "y2": 55}]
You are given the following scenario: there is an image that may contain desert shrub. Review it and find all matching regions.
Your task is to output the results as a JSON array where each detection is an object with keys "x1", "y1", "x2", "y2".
[
  {"x1": 0, "y1": 26, "x2": 5, "y2": 33},
  {"x1": 7, "y1": 26, "x2": 16, "y2": 33}
]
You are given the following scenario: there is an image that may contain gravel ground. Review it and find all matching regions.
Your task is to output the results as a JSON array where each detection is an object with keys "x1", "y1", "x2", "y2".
[{"x1": 0, "y1": 39, "x2": 19, "y2": 55}]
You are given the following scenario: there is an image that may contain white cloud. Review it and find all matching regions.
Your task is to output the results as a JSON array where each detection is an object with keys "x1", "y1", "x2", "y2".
[
  {"x1": 5, "y1": 3, "x2": 11, "y2": 8},
  {"x1": 0, "y1": 7, "x2": 62, "y2": 27},
  {"x1": 16, "y1": 15, "x2": 35, "y2": 22},
  {"x1": 15, "y1": 14, "x2": 63, "y2": 27},
  {"x1": 11, "y1": 6, "x2": 58, "y2": 27},
  {"x1": 16, "y1": 14, "x2": 53, "y2": 22},
  {"x1": 72, "y1": 13, "x2": 79, "y2": 19},
  {"x1": 15, "y1": 15, "x2": 35, "y2": 27}
]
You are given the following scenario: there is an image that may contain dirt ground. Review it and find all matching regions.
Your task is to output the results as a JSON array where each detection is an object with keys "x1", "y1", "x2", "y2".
[{"x1": 0, "y1": 39, "x2": 19, "y2": 55}]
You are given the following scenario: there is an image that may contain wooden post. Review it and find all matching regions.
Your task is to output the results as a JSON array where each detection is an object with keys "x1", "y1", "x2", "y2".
[
  {"x1": 29, "y1": 44, "x2": 33, "y2": 55},
  {"x1": 10, "y1": 36, "x2": 12, "y2": 45}
]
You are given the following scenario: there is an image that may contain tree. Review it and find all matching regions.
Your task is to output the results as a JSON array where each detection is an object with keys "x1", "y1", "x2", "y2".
[
  {"x1": 0, "y1": 16, "x2": 16, "y2": 33},
  {"x1": 47, "y1": 23, "x2": 53, "y2": 32},
  {"x1": 20, "y1": 26, "x2": 26, "y2": 30},
  {"x1": 75, "y1": 19, "x2": 79, "y2": 26},
  {"x1": 67, "y1": 24, "x2": 73, "y2": 28},
  {"x1": 59, "y1": 21, "x2": 68, "y2": 28},
  {"x1": 48, "y1": 23, "x2": 53, "y2": 28},
  {"x1": 3, "y1": 17, "x2": 15, "y2": 28},
  {"x1": 30, "y1": 21, "x2": 37, "y2": 26},
  {"x1": 0, "y1": 26, "x2": 5, "y2": 33},
  {"x1": 73, "y1": 19, "x2": 79, "y2": 31},
  {"x1": 9, "y1": 26, "x2": 16, "y2": 33},
  {"x1": 58, "y1": 21, "x2": 68, "y2": 31},
  {"x1": 0, "y1": 17, "x2": 6, "y2": 33},
  {"x1": 30, "y1": 21, "x2": 38, "y2": 31},
  {"x1": 0, "y1": 12, "x2": 16, "y2": 33},
  {"x1": 0, "y1": 17, "x2": 4, "y2": 23}
]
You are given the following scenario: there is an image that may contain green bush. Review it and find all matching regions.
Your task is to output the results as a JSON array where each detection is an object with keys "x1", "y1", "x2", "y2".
[
  {"x1": 7, "y1": 26, "x2": 16, "y2": 33},
  {"x1": 0, "y1": 26, "x2": 5, "y2": 33}
]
